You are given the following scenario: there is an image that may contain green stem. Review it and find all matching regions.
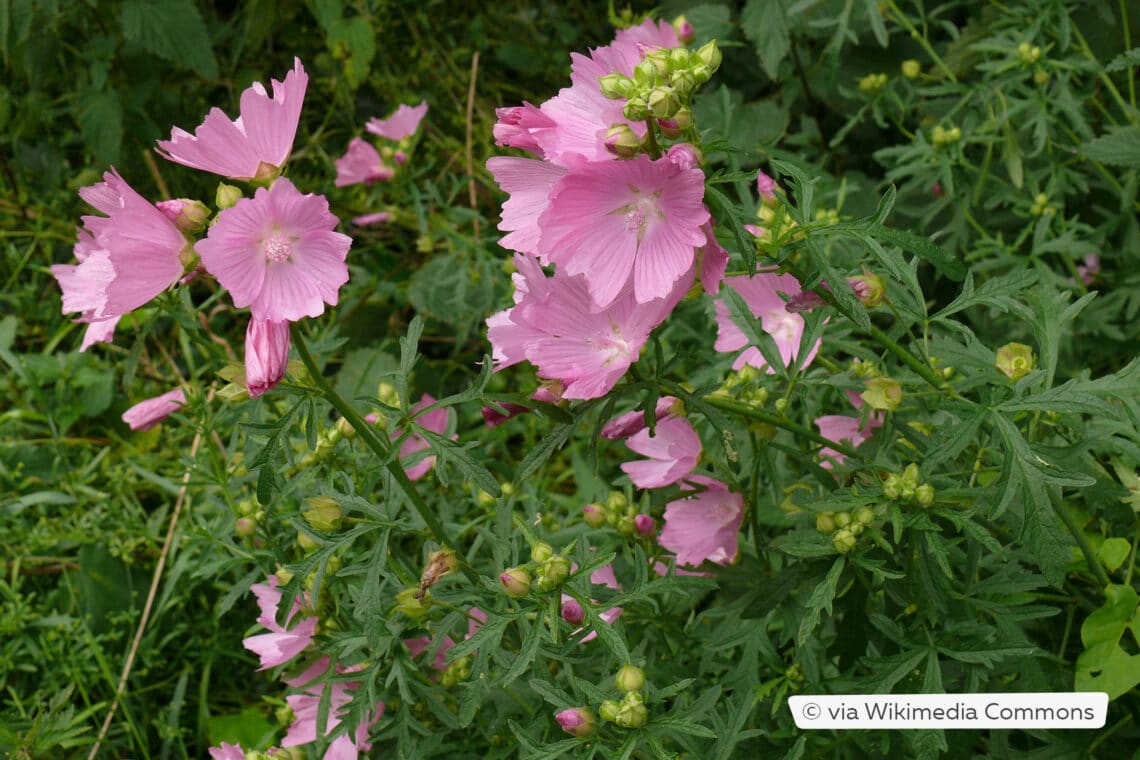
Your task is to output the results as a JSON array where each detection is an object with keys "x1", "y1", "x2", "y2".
[
  {"x1": 644, "y1": 118, "x2": 662, "y2": 159},
  {"x1": 1072, "y1": 21, "x2": 1134, "y2": 121},
  {"x1": 1049, "y1": 489, "x2": 1110, "y2": 589},
  {"x1": 700, "y1": 393, "x2": 862, "y2": 461},
  {"x1": 290, "y1": 324, "x2": 478, "y2": 584},
  {"x1": 1122, "y1": 0, "x2": 1137, "y2": 110}
]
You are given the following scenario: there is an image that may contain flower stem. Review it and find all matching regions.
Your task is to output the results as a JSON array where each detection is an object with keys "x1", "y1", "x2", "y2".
[
  {"x1": 700, "y1": 392, "x2": 861, "y2": 461},
  {"x1": 290, "y1": 324, "x2": 478, "y2": 584}
]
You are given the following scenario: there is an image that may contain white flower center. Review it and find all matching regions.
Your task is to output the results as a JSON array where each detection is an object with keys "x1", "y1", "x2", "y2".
[
  {"x1": 763, "y1": 310, "x2": 800, "y2": 344},
  {"x1": 618, "y1": 187, "x2": 664, "y2": 241},
  {"x1": 592, "y1": 320, "x2": 634, "y2": 366},
  {"x1": 263, "y1": 231, "x2": 293, "y2": 263}
]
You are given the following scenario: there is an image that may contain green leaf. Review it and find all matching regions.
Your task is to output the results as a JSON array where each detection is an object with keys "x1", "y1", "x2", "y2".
[
  {"x1": 1082, "y1": 126, "x2": 1140, "y2": 169},
  {"x1": 865, "y1": 224, "x2": 966, "y2": 281},
  {"x1": 934, "y1": 269, "x2": 1038, "y2": 321},
  {"x1": 207, "y1": 706, "x2": 276, "y2": 750},
  {"x1": 517, "y1": 420, "x2": 576, "y2": 482},
  {"x1": 741, "y1": 0, "x2": 789, "y2": 80},
  {"x1": 76, "y1": 88, "x2": 122, "y2": 165},
  {"x1": 682, "y1": 4, "x2": 733, "y2": 47},
  {"x1": 498, "y1": 615, "x2": 544, "y2": 686},
  {"x1": 1097, "y1": 538, "x2": 1131, "y2": 573},
  {"x1": 1075, "y1": 584, "x2": 1140, "y2": 699},
  {"x1": 653, "y1": 716, "x2": 717, "y2": 738},
  {"x1": 418, "y1": 428, "x2": 500, "y2": 496},
  {"x1": 1104, "y1": 47, "x2": 1140, "y2": 72},
  {"x1": 119, "y1": 0, "x2": 218, "y2": 79},
  {"x1": 796, "y1": 557, "x2": 844, "y2": 647}
]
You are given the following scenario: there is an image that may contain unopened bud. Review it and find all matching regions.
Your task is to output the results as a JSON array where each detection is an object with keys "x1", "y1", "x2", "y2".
[
  {"x1": 538, "y1": 556, "x2": 571, "y2": 591},
  {"x1": 634, "y1": 514, "x2": 657, "y2": 536},
  {"x1": 296, "y1": 531, "x2": 319, "y2": 552},
  {"x1": 377, "y1": 382, "x2": 400, "y2": 409},
  {"x1": 901, "y1": 59, "x2": 921, "y2": 79},
  {"x1": 583, "y1": 503, "x2": 607, "y2": 528},
  {"x1": 673, "y1": 15, "x2": 695, "y2": 44},
  {"x1": 604, "y1": 123, "x2": 642, "y2": 158},
  {"x1": 647, "y1": 86, "x2": 680, "y2": 119},
  {"x1": 156, "y1": 198, "x2": 210, "y2": 232},
  {"x1": 599, "y1": 700, "x2": 621, "y2": 722},
  {"x1": 607, "y1": 491, "x2": 628, "y2": 511},
  {"x1": 598, "y1": 73, "x2": 634, "y2": 100},
  {"x1": 633, "y1": 59, "x2": 658, "y2": 87},
  {"x1": 615, "y1": 664, "x2": 645, "y2": 692},
  {"x1": 623, "y1": 95, "x2": 649, "y2": 121},
  {"x1": 561, "y1": 598, "x2": 585, "y2": 626},
  {"x1": 304, "y1": 496, "x2": 343, "y2": 532},
  {"x1": 530, "y1": 542, "x2": 554, "y2": 563},
  {"x1": 615, "y1": 692, "x2": 648, "y2": 728},
  {"x1": 555, "y1": 707, "x2": 596, "y2": 738},
  {"x1": 855, "y1": 506, "x2": 875, "y2": 525},
  {"x1": 849, "y1": 272, "x2": 886, "y2": 307},
  {"x1": 500, "y1": 567, "x2": 531, "y2": 598},
  {"x1": 215, "y1": 183, "x2": 242, "y2": 210},
  {"x1": 915, "y1": 484, "x2": 935, "y2": 507},
  {"x1": 833, "y1": 528, "x2": 857, "y2": 553},
  {"x1": 235, "y1": 517, "x2": 256, "y2": 537},
  {"x1": 816, "y1": 512, "x2": 837, "y2": 534},
  {"x1": 996, "y1": 342, "x2": 1035, "y2": 381},
  {"x1": 696, "y1": 40, "x2": 722, "y2": 73},
  {"x1": 397, "y1": 587, "x2": 431, "y2": 617},
  {"x1": 861, "y1": 376, "x2": 902, "y2": 411},
  {"x1": 335, "y1": 416, "x2": 356, "y2": 439}
]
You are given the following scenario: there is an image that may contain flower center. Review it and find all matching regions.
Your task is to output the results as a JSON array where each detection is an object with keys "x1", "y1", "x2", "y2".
[
  {"x1": 618, "y1": 188, "x2": 664, "y2": 241},
  {"x1": 263, "y1": 231, "x2": 293, "y2": 263}
]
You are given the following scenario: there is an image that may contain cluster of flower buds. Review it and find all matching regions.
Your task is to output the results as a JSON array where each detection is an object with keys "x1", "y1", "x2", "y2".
[
  {"x1": 996, "y1": 342, "x2": 1036, "y2": 381},
  {"x1": 1017, "y1": 41, "x2": 1042, "y2": 65},
  {"x1": 234, "y1": 497, "x2": 264, "y2": 538},
  {"x1": 860, "y1": 376, "x2": 902, "y2": 411},
  {"x1": 439, "y1": 655, "x2": 472, "y2": 688},
  {"x1": 292, "y1": 412, "x2": 381, "y2": 472},
  {"x1": 500, "y1": 541, "x2": 573, "y2": 597},
  {"x1": 599, "y1": 665, "x2": 649, "y2": 728},
  {"x1": 597, "y1": 39, "x2": 720, "y2": 127},
  {"x1": 858, "y1": 72, "x2": 889, "y2": 95},
  {"x1": 883, "y1": 463, "x2": 935, "y2": 507},
  {"x1": 816, "y1": 506, "x2": 876, "y2": 554},
  {"x1": 1029, "y1": 192, "x2": 1056, "y2": 217},
  {"x1": 581, "y1": 492, "x2": 656, "y2": 539},
  {"x1": 932, "y1": 124, "x2": 963, "y2": 146}
]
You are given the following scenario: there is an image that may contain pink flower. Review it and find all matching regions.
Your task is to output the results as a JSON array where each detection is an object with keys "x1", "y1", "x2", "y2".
[
  {"x1": 538, "y1": 154, "x2": 709, "y2": 308},
  {"x1": 659, "y1": 476, "x2": 745, "y2": 567},
  {"x1": 366, "y1": 100, "x2": 428, "y2": 140},
  {"x1": 208, "y1": 743, "x2": 245, "y2": 760},
  {"x1": 486, "y1": 254, "x2": 690, "y2": 400},
  {"x1": 634, "y1": 514, "x2": 657, "y2": 536},
  {"x1": 492, "y1": 102, "x2": 554, "y2": 157},
  {"x1": 601, "y1": 396, "x2": 681, "y2": 440},
  {"x1": 242, "y1": 576, "x2": 317, "y2": 670},
  {"x1": 80, "y1": 315, "x2": 121, "y2": 351},
  {"x1": 756, "y1": 171, "x2": 778, "y2": 202},
  {"x1": 282, "y1": 658, "x2": 384, "y2": 758},
  {"x1": 814, "y1": 414, "x2": 881, "y2": 469},
  {"x1": 1077, "y1": 254, "x2": 1100, "y2": 285},
  {"x1": 157, "y1": 58, "x2": 308, "y2": 181},
  {"x1": 485, "y1": 156, "x2": 567, "y2": 256},
  {"x1": 335, "y1": 138, "x2": 393, "y2": 187},
  {"x1": 245, "y1": 318, "x2": 290, "y2": 399},
  {"x1": 621, "y1": 415, "x2": 701, "y2": 488},
  {"x1": 698, "y1": 222, "x2": 730, "y2": 296},
  {"x1": 53, "y1": 169, "x2": 189, "y2": 325},
  {"x1": 561, "y1": 597, "x2": 585, "y2": 626},
  {"x1": 195, "y1": 177, "x2": 352, "y2": 322},
  {"x1": 122, "y1": 388, "x2": 186, "y2": 432},
  {"x1": 393, "y1": 394, "x2": 456, "y2": 480},
  {"x1": 562, "y1": 564, "x2": 624, "y2": 643},
  {"x1": 714, "y1": 272, "x2": 822, "y2": 373}
]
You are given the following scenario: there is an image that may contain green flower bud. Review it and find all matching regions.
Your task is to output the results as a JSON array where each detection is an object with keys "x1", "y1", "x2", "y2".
[
  {"x1": 377, "y1": 382, "x2": 400, "y2": 409},
  {"x1": 884, "y1": 475, "x2": 903, "y2": 500},
  {"x1": 583, "y1": 503, "x2": 607, "y2": 528},
  {"x1": 696, "y1": 40, "x2": 722, "y2": 73},
  {"x1": 835, "y1": 511, "x2": 852, "y2": 528},
  {"x1": 860, "y1": 376, "x2": 903, "y2": 411},
  {"x1": 647, "y1": 86, "x2": 680, "y2": 119},
  {"x1": 477, "y1": 489, "x2": 496, "y2": 508},
  {"x1": 304, "y1": 496, "x2": 343, "y2": 532},
  {"x1": 335, "y1": 416, "x2": 356, "y2": 439},
  {"x1": 902, "y1": 463, "x2": 921, "y2": 487},
  {"x1": 599, "y1": 700, "x2": 621, "y2": 722},
  {"x1": 645, "y1": 49, "x2": 669, "y2": 79},
  {"x1": 537, "y1": 555, "x2": 571, "y2": 591},
  {"x1": 915, "y1": 483, "x2": 935, "y2": 507},
  {"x1": 816, "y1": 512, "x2": 837, "y2": 534},
  {"x1": 855, "y1": 506, "x2": 875, "y2": 526},
  {"x1": 623, "y1": 96, "x2": 649, "y2": 121},
  {"x1": 607, "y1": 491, "x2": 628, "y2": 510},
  {"x1": 235, "y1": 517, "x2": 256, "y2": 538},
  {"x1": 615, "y1": 664, "x2": 646, "y2": 692},
  {"x1": 598, "y1": 73, "x2": 634, "y2": 100},
  {"x1": 996, "y1": 342, "x2": 1035, "y2": 381},
  {"x1": 615, "y1": 692, "x2": 648, "y2": 728},
  {"x1": 500, "y1": 567, "x2": 531, "y2": 598},
  {"x1": 215, "y1": 183, "x2": 243, "y2": 210},
  {"x1": 604, "y1": 123, "x2": 642, "y2": 158},
  {"x1": 397, "y1": 587, "x2": 431, "y2": 617},
  {"x1": 833, "y1": 528, "x2": 857, "y2": 554},
  {"x1": 901, "y1": 59, "x2": 921, "y2": 79},
  {"x1": 633, "y1": 59, "x2": 658, "y2": 87},
  {"x1": 296, "y1": 530, "x2": 319, "y2": 552},
  {"x1": 531, "y1": 542, "x2": 554, "y2": 563}
]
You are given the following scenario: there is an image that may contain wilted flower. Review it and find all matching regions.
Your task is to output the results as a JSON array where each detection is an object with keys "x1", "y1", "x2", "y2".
[{"x1": 244, "y1": 318, "x2": 290, "y2": 399}]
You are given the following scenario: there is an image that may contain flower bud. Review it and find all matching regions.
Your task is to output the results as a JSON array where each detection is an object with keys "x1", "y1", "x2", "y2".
[
  {"x1": 615, "y1": 664, "x2": 645, "y2": 693},
  {"x1": 901, "y1": 59, "x2": 921, "y2": 79},
  {"x1": 855, "y1": 506, "x2": 875, "y2": 526},
  {"x1": 296, "y1": 531, "x2": 319, "y2": 552},
  {"x1": 902, "y1": 463, "x2": 921, "y2": 487},
  {"x1": 604, "y1": 123, "x2": 642, "y2": 158},
  {"x1": 634, "y1": 58, "x2": 658, "y2": 87},
  {"x1": 556, "y1": 707, "x2": 596, "y2": 738},
  {"x1": 690, "y1": 63, "x2": 712, "y2": 83},
  {"x1": 833, "y1": 528, "x2": 857, "y2": 553},
  {"x1": 815, "y1": 512, "x2": 837, "y2": 534},
  {"x1": 849, "y1": 272, "x2": 886, "y2": 307},
  {"x1": 599, "y1": 700, "x2": 621, "y2": 722},
  {"x1": 538, "y1": 555, "x2": 571, "y2": 591},
  {"x1": 583, "y1": 503, "x2": 607, "y2": 528},
  {"x1": 835, "y1": 511, "x2": 852, "y2": 528},
  {"x1": 915, "y1": 484, "x2": 935, "y2": 507},
  {"x1": 673, "y1": 15, "x2": 695, "y2": 44},
  {"x1": 562, "y1": 598, "x2": 585, "y2": 626},
  {"x1": 215, "y1": 183, "x2": 243, "y2": 210},
  {"x1": 623, "y1": 96, "x2": 649, "y2": 121},
  {"x1": 883, "y1": 474, "x2": 903, "y2": 500},
  {"x1": 861, "y1": 376, "x2": 902, "y2": 411},
  {"x1": 397, "y1": 587, "x2": 431, "y2": 617},
  {"x1": 235, "y1": 517, "x2": 256, "y2": 537},
  {"x1": 615, "y1": 693, "x2": 648, "y2": 728},
  {"x1": 304, "y1": 496, "x2": 343, "y2": 532},
  {"x1": 665, "y1": 142, "x2": 699, "y2": 170},
  {"x1": 500, "y1": 567, "x2": 531, "y2": 598},
  {"x1": 647, "y1": 86, "x2": 680, "y2": 118},
  {"x1": 530, "y1": 542, "x2": 554, "y2": 563},
  {"x1": 996, "y1": 342, "x2": 1035, "y2": 381},
  {"x1": 696, "y1": 40, "x2": 722, "y2": 73},
  {"x1": 377, "y1": 382, "x2": 400, "y2": 409},
  {"x1": 645, "y1": 49, "x2": 670, "y2": 79},
  {"x1": 634, "y1": 514, "x2": 657, "y2": 536},
  {"x1": 607, "y1": 491, "x2": 628, "y2": 511},
  {"x1": 156, "y1": 198, "x2": 210, "y2": 232},
  {"x1": 598, "y1": 73, "x2": 634, "y2": 100}
]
